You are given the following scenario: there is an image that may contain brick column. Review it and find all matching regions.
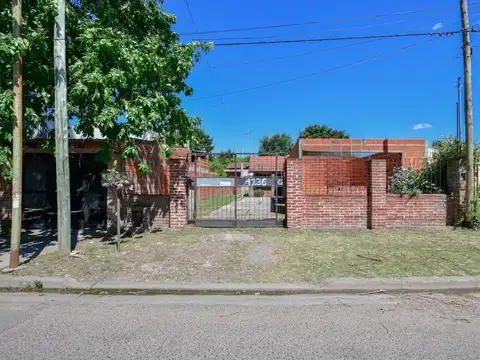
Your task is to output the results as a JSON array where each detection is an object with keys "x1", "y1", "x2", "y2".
[
  {"x1": 285, "y1": 158, "x2": 305, "y2": 228},
  {"x1": 367, "y1": 159, "x2": 387, "y2": 229},
  {"x1": 169, "y1": 158, "x2": 188, "y2": 228}
]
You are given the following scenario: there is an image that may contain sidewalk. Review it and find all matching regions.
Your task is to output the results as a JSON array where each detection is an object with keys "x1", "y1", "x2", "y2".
[{"x1": 0, "y1": 274, "x2": 479, "y2": 295}]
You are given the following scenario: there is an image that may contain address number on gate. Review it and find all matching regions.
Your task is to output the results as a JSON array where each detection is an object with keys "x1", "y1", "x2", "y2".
[{"x1": 238, "y1": 177, "x2": 283, "y2": 187}]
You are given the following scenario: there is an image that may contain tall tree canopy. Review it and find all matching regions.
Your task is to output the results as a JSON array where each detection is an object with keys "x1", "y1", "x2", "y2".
[
  {"x1": 192, "y1": 127, "x2": 214, "y2": 153},
  {"x1": 259, "y1": 133, "x2": 293, "y2": 154},
  {"x1": 300, "y1": 125, "x2": 349, "y2": 139},
  {"x1": 0, "y1": 0, "x2": 209, "y2": 178}
]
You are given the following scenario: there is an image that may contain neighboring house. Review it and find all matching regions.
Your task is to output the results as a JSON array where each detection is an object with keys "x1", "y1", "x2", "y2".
[
  {"x1": 248, "y1": 155, "x2": 286, "y2": 197},
  {"x1": 225, "y1": 162, "x2": 250, "y2": 178},
  {"x1": 0, "y1": 137, "x2": 190, "y2": 232}
]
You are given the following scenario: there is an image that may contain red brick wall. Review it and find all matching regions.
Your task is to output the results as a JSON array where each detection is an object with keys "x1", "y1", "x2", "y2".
[
  {"x1": 285, "y1": 157, "x2": 447, "y2": 229},
  {"x1": 386, "y1": 194, "x2": 447, "y2": 227},
  {"x1": 285, "y1": 159, "x2": 305, "y2": 229},
  {"x1": 169, "y1": 158, "x2": 188, "y2": 228},
  {"x1": 367, "y1": 159, "x2": 387, "y2": 229},
  {"x1": 299, "y1": 138, "x2": 426, "y2": 164},
  {"x1": 301, "y1": 157, "x2": 368, "y2": 195},
  {"x1": 303, "y1": 195, "x2": 367, "y2": 229}
]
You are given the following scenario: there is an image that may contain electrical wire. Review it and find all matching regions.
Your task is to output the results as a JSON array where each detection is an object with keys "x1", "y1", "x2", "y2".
[
  {"x1": 180, "y1": 3, "x2": 480, "y2": 36},
  {"x1": 195, "y1": 20, "x2": 407, "y2": 42},
  {"x1": 184, "y1": 0, "x2": 227, "y2": 109},
  {"x1": 190, "y1": 38, "x2": 435, "y2": 100},
  {"x1": 212, "y1": 29, "x2": 467, "y2": 47},
  {"x1": 212, "y1": 39, "x2": 384, "y2": 69}
]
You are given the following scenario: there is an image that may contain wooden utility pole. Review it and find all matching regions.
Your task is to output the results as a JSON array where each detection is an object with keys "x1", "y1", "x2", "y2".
[
  {"x1": 460, "y1": 0, "x2": 475, "y2": 226},
  {"x1": 54, "y1": 0, "x2": 71, "y2": 254},
  {"x1": 9, "y1": 0, "x2": 23, "y2": 268}
]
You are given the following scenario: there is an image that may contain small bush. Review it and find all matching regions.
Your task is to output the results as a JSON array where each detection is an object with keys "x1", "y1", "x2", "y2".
[
  {"x1": 388, "y1": 167, "x2": 422, "y2": 195},
  {"x1": 471, "y1": 199, "x2": 480, "y2": 229},
  {"x1": 253, "y1": 189, "x2": 265, "y2": 197},
  {"x1": 388, "y1": 166, "x2": 439, "y2": 195}
]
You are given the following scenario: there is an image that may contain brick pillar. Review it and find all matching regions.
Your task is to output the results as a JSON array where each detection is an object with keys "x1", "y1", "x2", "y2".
[
  {"x1": 285, "y1": 158, "x2": 304, "y2": 228},
  {"x1": 367, "y1": 159, "x2": 387, "y2": 229},
  {"x1": 169, "y1": 158, "x2": 188, "y2": 228}
]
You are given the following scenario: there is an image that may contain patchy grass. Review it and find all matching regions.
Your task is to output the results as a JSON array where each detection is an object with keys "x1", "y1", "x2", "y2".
[
  {"x1": 13, "y1": 227, "x2": 480, "y2": 283},
  {"x1": 196, "y1": 195, "x2": 236, "y2": 218}
]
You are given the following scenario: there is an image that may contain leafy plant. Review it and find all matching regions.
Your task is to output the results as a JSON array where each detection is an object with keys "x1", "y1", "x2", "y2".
[
  {"x1": 259, "y1": 133, "x2": 293, "y2": 154},
  {"x1": 471, "y1": 198, "x2": 480, "y2": 229},
  {"x1": 388, "y1": 167, "x2": 423, "y2": 195},
  {"x1": 101, "y1": 169, "x2": 133, "y2": 251},
  {"x1": 208, "y1": 150, "x2": 235, "y2": 176},
  {"x1": 0, "y1": 0, "x2": 210, "y2": 179},
  {"x1": 253, "y1": 189, "x2": 265, "y2": 197},
  {"x1": 192, "y1": 127, "x2": 214, "y2": 153},
  {"x1": 300, "y1": 125, "x2": 349, "y2": 139}
]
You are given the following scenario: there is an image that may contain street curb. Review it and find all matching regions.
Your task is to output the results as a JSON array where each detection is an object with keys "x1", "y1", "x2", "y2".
[{"x1": 0, "y1": 275, "x2": 479, "y2": 295}]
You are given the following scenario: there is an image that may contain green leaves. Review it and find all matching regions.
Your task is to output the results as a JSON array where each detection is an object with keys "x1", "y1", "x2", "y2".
[
  {"x1": 192, "y1": 127, "x2": 214, "y2": 153},
  {"x1": 0, "y1": 0, "x2": 209, "y2": 178},
  {"x1": 259, "y1": 133, "x2": 293, "y2": 154},
  {"x1": 300, "y1": 125, "x2": 349, "y2": 139}
]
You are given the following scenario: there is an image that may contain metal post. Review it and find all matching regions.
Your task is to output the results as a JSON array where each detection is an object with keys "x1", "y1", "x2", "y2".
[
  {"x1": 54, "y1": 0, "x2": 71, "y2": 254},
  {"x1": 193, "y1": 154, "x2": 197, "y2": 222},
  {"x1": 460, "y1": 0, "x2": 475, "y2": 226},
  {"x1": 234, "y1": 158, "x2": 238, "y2": 227},
  {"x1": 9, "y1": 0, "x2": 22, "y2": 268},
  {"x1": 275, "y1": 155, "x2": 278, "y2": 223}
]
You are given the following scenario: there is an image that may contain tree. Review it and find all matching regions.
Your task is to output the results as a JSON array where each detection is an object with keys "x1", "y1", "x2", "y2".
[
  {"x1": 259, "y1": 133, "x2": 293, "y2": 154},
  {"x1": 192, "y1": 127, "x2": 214, "y2": 153},
  {"x1": 0, "y1": 0, "x2": 210, "y2": 178},
  {"x1": 100, "y1": 169, "x2": 133, "y2": 252},
  {"x1": 208, "y1": 149, "x2": 234, "y2": 176},
  {"x1": 300, "y1": 125, "x2": 349, "y2": 139}
]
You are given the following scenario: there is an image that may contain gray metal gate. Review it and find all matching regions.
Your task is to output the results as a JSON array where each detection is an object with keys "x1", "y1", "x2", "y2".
[{"x1": 190, "y1": 153, "x2": 286, "y2": 227}]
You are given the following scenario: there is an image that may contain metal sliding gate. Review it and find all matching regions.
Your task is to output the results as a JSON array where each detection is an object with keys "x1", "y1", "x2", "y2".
[{"x1": 190, "y1": 153, "x2": 286, "y2": 227}]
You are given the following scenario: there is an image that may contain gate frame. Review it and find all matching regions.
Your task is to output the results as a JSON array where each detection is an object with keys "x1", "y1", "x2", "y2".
[{"x1": 191, "y1": 152, "x2": 287, "y2": 228}]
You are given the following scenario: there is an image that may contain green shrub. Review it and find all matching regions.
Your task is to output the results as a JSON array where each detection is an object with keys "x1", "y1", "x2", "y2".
[
  {"x1": 388, "y1": 167, "x2": 422, "y2": 195},
  {"x1": 471, "y1": 198, "x2": 480, "y2": 229},
  {"x1": 389, "y1": 166, "x2": 441, "y2": 195},
  {"x1": 253, "y1": 189, "x2": 265, "y2": 197}
]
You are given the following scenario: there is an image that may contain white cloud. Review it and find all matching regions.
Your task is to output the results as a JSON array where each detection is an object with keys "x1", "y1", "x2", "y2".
[
  {"x1": 413, "y1": 123, "x2": 432, "y2": 130},
  {"x1": 432, "y1": 22, "x2": 444, "y2": 31}
]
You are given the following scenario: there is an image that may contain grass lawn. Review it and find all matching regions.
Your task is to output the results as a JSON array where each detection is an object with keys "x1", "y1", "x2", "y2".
[
  {"x1": 196, "y1": 194, "x2": 236, "y2": 218},
  {"x1": 12, "y1": 227, "x2": 480, "y2": 283}
]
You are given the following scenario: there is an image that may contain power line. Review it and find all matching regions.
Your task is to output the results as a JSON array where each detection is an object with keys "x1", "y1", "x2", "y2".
[
  {"x1": 212, "y1": 29, "x2": 468, "y2": 47},
  {"x1": 195, "y1": 20, "x2": 407, "y2": 42},
  {"x1": 212, "y1": 39, "x2": 383, "y2": 69},
  {"x1": 190, "y1": 38, "x2": 435, "y2": 100},
  {"x1": 184, "y1": 0, "x2": 222, "y2": 99},
  {"x1": 180, "y1": 3, "x2": 480, "y2": 36}
]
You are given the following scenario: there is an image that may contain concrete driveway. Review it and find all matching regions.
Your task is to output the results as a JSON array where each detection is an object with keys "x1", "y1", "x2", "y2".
[{"x1": 204, "y1": 196, "x2": 283, "y2": 221}]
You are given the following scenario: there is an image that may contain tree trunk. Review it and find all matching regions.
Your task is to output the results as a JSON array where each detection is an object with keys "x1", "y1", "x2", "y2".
[{"x1": 116, "y1": 194, "x2": 121, "y2": 252}]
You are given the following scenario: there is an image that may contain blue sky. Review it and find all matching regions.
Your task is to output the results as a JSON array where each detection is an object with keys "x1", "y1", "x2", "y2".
[{"x1": 164, "y1": 0, "x2": 480, "y2": 152}]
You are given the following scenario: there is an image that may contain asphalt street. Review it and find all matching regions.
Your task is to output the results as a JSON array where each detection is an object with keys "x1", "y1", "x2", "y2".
[{"x1": 0, "y1": 292, "x2": 479, "y2": 359}]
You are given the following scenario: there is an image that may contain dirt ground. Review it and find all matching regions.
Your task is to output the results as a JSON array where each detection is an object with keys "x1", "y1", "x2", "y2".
[{"x1": 10, "y1": 227, "x2": 480, "y2": 283}]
